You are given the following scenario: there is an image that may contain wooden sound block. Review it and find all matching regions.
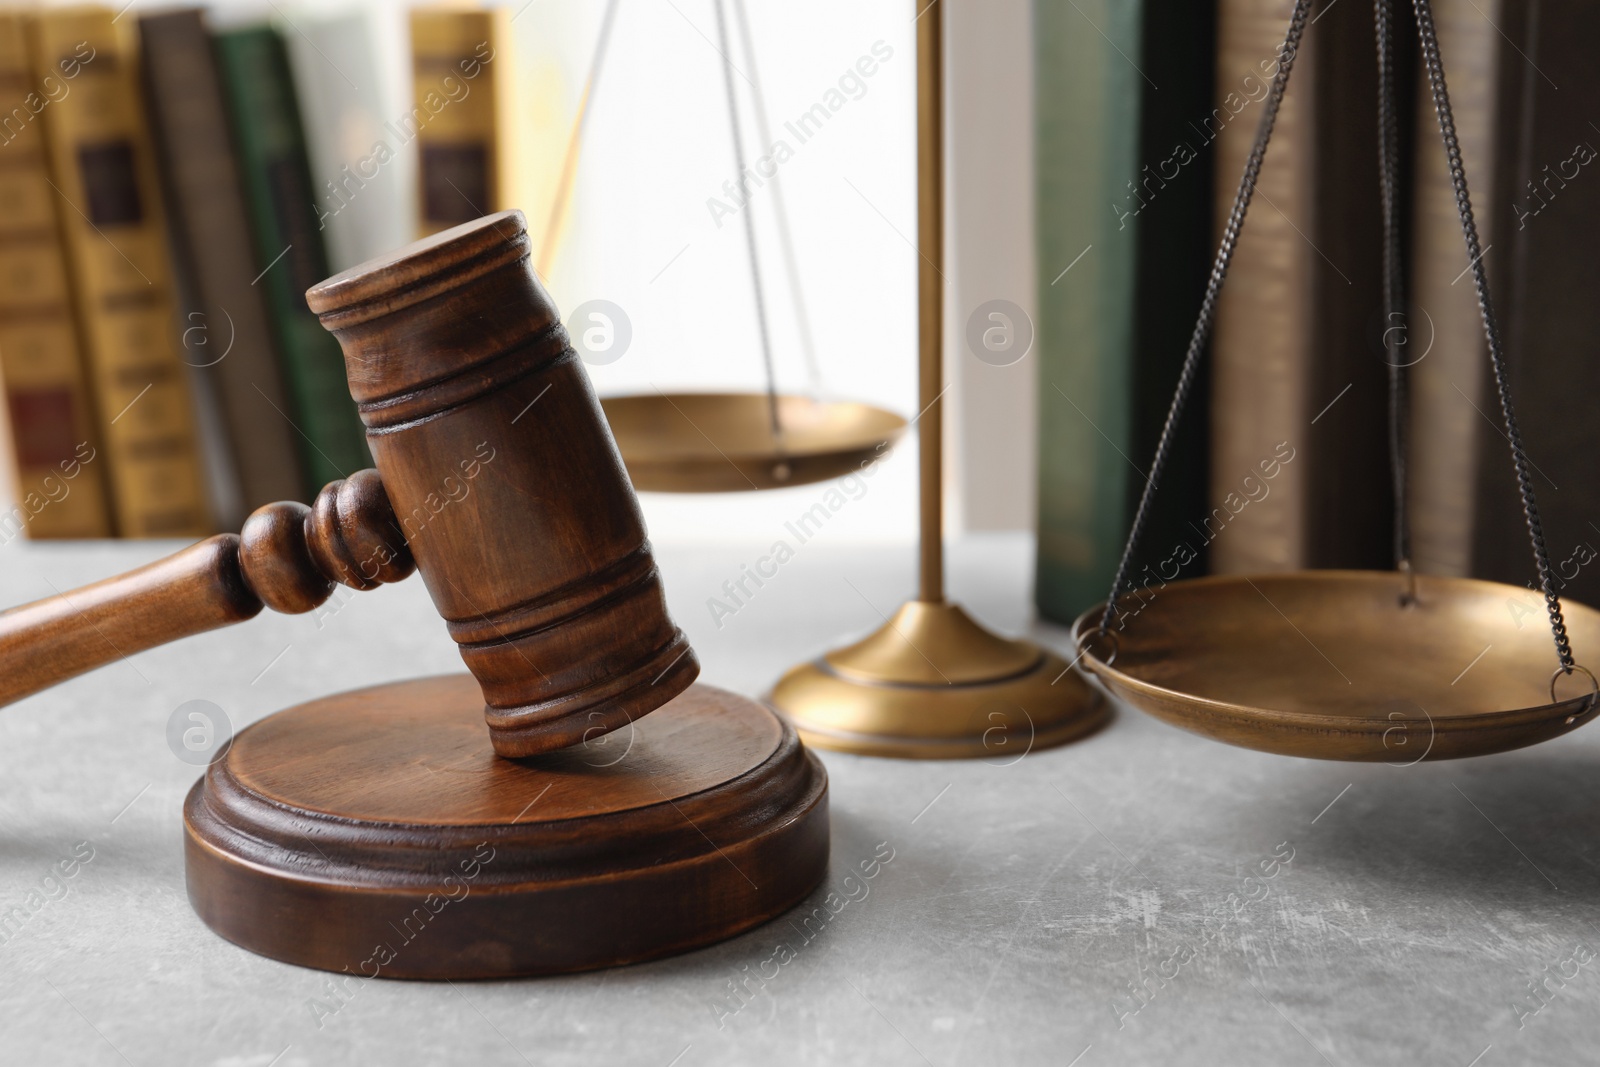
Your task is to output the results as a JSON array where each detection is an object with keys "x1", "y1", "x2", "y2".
[{"x1": 183, "y1": 676, "x2": 829, "y2": 979}]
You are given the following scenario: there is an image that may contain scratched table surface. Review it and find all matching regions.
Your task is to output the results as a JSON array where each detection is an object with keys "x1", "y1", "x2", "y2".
[{"x1": 0, "y1": 531, "x2": 1596, "y2": 1066}]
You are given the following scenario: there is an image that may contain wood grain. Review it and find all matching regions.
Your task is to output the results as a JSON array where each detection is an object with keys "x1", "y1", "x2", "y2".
[
  {"x1": 0, "y1": 469, "x2": 412, "y2": 707},
  {"x1": 307, "y1": 209, "x2": 699, "y2": 755},
  {"x1": 184, "y1": 677, "x2": 830, "y2": 979},
  {"x1": 226, "y1": 675, "x2": 783, "y2": 824}
]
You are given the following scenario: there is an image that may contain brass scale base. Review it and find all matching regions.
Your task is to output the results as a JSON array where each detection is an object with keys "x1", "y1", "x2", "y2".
[{"x1": 769, "y1": 599, "x2": 1107, "y2": 759}]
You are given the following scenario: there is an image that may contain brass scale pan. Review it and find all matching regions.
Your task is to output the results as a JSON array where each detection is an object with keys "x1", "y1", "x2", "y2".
[
  {"x1": 602, "y1": 393, "x2": 905, "y2": 492},
  {"x1": 564, "y1": 2, "x2": 907, "y2": 495},
  {"x1": 1071, "y1": 572, "x2": 1600, "y2": 762}
]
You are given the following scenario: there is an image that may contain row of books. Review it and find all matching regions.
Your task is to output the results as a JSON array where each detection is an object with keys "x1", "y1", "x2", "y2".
[
  {"x1": 1035, "y1": 0, "x2": 1600, "y2": 616},
  {"x1": 0, "y1": 3, "x2": 524, "y2": 540}
]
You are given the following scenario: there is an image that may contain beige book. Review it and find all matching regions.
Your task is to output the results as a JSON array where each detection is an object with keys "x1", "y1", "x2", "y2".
[
  {"x1": 1207, "y1": 0, "x2": 1393, "y2": 574},
  {"x1": 28, "y1": 7, "x2": 209, "y2": 537},
  {"x1": 410, "y1": 5, "x2": 515, "y2": 236},
  {"x1": 1208, "y1": 0, "x2": 1312, "y2": 573},
  {"x1": 1406, "y1": 0, "x2": 1499, "y2": 577},
  {"x1": 0, "y1": 11, "x2": 111, "y2": 539}
]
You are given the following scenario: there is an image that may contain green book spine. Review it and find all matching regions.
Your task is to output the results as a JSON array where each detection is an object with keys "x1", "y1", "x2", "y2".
[
  {"x1": 213, "y1": 25, "x2": 370, "y2": 491},
  {"x1": 1034, "y1": 0, "x2": 1214, "y2": 625},
  {"x1": 1033, "y1": 0, "x2": 1144, "y2": 624},
  {"x1": 1127, "y1": 0, "x2": 1215, "y2": 589}
]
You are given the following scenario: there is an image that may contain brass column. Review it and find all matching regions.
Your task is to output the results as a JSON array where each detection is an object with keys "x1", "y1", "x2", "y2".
[
  {"x1": 916, "y1": 0, "x2": 944, "y2": 604},
  {"x1": 766, "y1": 0, "x2": 1107, "y2": 758}
]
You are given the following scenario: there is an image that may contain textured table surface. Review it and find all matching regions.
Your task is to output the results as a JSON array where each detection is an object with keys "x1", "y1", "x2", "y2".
[{"x1": 0, "y1": 532, "x2": 1596, "y2": 1067}]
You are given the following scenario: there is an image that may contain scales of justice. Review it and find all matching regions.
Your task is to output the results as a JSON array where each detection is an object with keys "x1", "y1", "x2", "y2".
[{"x1": 0, "y1": 0, "x2": 1589, "y2": 978}]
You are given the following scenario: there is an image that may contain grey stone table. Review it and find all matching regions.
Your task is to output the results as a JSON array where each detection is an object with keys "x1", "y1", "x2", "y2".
[{"x1": 0, "y1": 532, "x2": 1596, "y2": 1066}]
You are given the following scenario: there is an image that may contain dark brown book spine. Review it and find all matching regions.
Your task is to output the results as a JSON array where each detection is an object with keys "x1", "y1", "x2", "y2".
[
  {"x1": 1471, "y1": 0, "x2": 1600, "y2": 606},
  {"x1": 1208, "y1": 0, "x2": 1394, "y2": 573},
  {"x1": 1406, "y1": 0, "x2": 1500, "y2": 579},
  {"x1": 139, "y1": 8, "x2": 303, "y2": 520},
  {"x1": 1303, "y1": 0, "x2": 1409, "y2": 569}
]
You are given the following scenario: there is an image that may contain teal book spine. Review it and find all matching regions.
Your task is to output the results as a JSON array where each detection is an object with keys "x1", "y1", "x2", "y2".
[
  {"x1": 213, "y1": 25, "x2": 370, "y2": 492},
  {"x1": 1033, "y1": 0, "x2": 1214, "y2": 624},
  {"x1": 1034, "y1": 0, "x2": 1145, "y2": 623}
]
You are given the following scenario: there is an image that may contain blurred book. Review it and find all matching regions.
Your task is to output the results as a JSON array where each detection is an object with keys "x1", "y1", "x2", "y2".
[
  {"x1": 0, "y1": 10, "x2": 111, "y2": 539},
  {"x1": 214, "y1": 23, "x2": 371, "y2": 494},
  {"x1": 140, "y1": 8, "x2": 303, "y2": 526},
  {"x1": 410, "y1": 4, "x2": 513, "y2": 236},
  {"x1": 28, "y1": 6, "x2": 210, "y2": 538},
  {"x1": 280, "y1": 2, "x2": 415, "y2": 272},
  {"x1": 1406, "y1": 0, "x2": 1496, "y2": 579},
  {"x1": 1205, "y1": 0, "x2": 1392, "y2": 575},
  {"x1": 1033, "y1": 0, "x2": 1216, "y2": 623},
  {"x1": 505, "y1": 2, "x2": 588, "y2": 285},
  {"x1": 1460, "y1": 0, "x2": 1600, "y2": 605}
]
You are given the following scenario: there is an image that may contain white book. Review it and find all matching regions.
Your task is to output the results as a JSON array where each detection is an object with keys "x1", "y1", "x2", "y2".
[{"x1": 279, "y1": 1, "x2": 416, "y2": 271}]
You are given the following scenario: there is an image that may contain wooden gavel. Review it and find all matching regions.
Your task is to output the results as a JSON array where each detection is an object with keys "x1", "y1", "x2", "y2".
[{"x1": 0, "y1": 210, "x2": 699, "y2": 757}]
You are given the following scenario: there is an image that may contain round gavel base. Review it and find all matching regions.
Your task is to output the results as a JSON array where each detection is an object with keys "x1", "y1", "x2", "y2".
[{"x1": 183, "y1": 676, "x2": 829, "y2": 979}]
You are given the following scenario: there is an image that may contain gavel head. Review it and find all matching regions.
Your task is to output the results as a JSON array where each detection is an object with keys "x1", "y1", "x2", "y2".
[{"x1": 305, "y1": 210, "x2": 698, "y2": 757}]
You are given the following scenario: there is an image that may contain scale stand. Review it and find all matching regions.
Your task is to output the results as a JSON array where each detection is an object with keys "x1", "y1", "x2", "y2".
[{"x1": 767, "y1": 0, "x2": 1107, "y2": 759}]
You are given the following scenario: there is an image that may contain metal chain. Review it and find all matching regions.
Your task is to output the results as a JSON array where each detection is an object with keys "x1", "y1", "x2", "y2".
[
  {"x1": 711, "y1": 0, "x2": 784, "y2": 444},
  {"x1": 1375, "y1": 0, "x2": 1411, "y2": 574},
  {"x1": 1098, "y1": 0, "x2": 1315, "y2": 636},
  {"x1": 731, "y1": 0, "x2": 826, "y2": 400},
  {"x1": 536, "y1": 0, "x2": 623, "y2": 279},
  {"x1": 1411, "y1": 0, "x2": 1573, "y2": 670}
]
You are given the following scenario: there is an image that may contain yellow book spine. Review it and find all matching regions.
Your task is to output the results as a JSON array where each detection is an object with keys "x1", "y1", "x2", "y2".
[
  {"x1": 1207, "y1": 0, "x2": 1310, "y2": 573},
  {"x1": 0, "y1": 11, "x2": 111, "y2": 539},
  {"x1": 1406, "y1": 0, "x2": 1498, "y2": 577},
  {"x1": 27, "y1": 6, "x2": 209, "y2": 538},
  {"x1": 410, "y1": 6, "x2": 511, "y2": 236}
]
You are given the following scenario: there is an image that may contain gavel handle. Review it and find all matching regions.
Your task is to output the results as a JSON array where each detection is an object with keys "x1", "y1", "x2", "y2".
[
  {"x1": 0, "y1": 536, "x2": 262, "y2": 706},
  {"x1": 0, "y1": 470, "x2": 413, "y2": 709}
]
